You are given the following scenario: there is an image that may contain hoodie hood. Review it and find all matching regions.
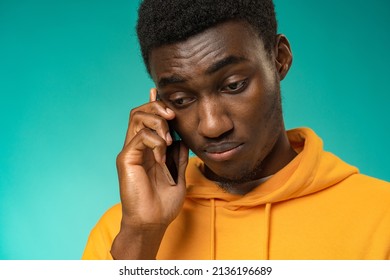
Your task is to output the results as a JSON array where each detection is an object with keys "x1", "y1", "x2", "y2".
[
  {"x1": 185, "y1": 127, "x2": 359, "y2": 210},
  {"x1": 182, "y1": 128, "x2": 359, "y2": 259}
]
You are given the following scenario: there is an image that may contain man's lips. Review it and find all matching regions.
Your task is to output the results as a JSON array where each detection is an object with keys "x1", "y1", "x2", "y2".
[{"x1": 203, "y1": 142, "x2": 243, "y2": 161}]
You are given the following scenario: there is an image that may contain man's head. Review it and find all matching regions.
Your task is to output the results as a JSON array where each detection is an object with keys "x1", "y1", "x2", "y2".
[
  {"x1": 136, "y1": 1, "x2": 295, "y2": 193},
  {"x1": 137, "y1": 0, "x2": 278, "y2": 74}
]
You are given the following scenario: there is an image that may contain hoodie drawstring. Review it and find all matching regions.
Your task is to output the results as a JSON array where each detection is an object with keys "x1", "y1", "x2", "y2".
[
  {"x1": 210, "y1": 198, "x2": 216, "y2": 260},
  {"x1": 263, "y1": 203, "x2": 272, "y2": 260}
]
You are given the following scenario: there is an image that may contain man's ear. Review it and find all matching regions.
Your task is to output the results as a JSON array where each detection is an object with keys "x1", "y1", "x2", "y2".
[{"x1": 274, "y1": 34, "x2": 293, "y2": 80}]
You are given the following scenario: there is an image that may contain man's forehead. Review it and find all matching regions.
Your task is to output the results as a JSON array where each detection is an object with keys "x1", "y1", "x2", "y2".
[
  {"x1": 149, "y1": 20, "x2": 265, "y2": 83},
  {"x1": 155, "y1": 55, "x2": 249, "y2": 88}
]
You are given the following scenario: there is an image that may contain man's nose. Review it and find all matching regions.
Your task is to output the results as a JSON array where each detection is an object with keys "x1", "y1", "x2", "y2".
[{"x1": 197, "y1": 96, "x2": 233, "y2": 139}]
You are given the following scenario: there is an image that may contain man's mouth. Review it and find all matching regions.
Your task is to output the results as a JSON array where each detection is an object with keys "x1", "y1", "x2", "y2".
[{"x1": 203, "y1": 142, "x2": 244, "y2": 161}]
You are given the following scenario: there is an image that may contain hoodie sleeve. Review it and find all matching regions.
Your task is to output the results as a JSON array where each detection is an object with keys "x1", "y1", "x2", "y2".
[{"x1": 81, "y1": 204, "x2": 121, "y2": 260}]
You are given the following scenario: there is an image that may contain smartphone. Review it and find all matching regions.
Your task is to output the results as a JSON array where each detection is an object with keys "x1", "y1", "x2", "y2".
[
  {"x1": 156, "y1": 93, "x2": 182, "y2": 185},
  {"x1": 164, "y1": 123, "x2": 181, "y2": 185}
]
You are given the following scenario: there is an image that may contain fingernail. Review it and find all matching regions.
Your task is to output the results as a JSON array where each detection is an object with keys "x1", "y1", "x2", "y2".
[
  {"x1": 150, "y1": 88, "x2": 157, "y2": 102},
  {"x1": 166, "y1": 107, "x2": 174, "y2": 115},
  {"x1": 166, "y1": 131, "x2": 172, "y2": 145}
]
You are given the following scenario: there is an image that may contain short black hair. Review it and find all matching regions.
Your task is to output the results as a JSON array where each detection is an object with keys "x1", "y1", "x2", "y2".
[{"x1": 136, "y1": 0, "x2": 278, "y2": 74}]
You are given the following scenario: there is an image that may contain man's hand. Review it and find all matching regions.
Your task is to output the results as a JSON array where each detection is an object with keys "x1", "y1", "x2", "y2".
[{"x1": 111, "y1": 88, "x2": 189, "y2": 259}]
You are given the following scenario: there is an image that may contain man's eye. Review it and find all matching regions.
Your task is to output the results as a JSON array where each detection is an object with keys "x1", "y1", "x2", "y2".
[
  {"x1": 222, "y1": 80, "x2": 248, "y2": 92},
  {"x1": 170, "y1": 97, "x2": 195, "y2": 107}
]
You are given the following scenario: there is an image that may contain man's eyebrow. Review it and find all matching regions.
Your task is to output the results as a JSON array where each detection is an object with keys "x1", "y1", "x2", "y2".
[
  {"x1": 157, "y1": 55, "x2": 248, "y2": 88},
  {"x1": 205, "y1": 55, "x2": 248, "y2": 75},
  {"x1": 158, "y1": 75, "x2": 187, "y2": 88}
]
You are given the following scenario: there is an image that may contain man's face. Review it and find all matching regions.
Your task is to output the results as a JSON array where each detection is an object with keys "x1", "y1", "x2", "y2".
[{"x1": 149, "y1": 20, "x2": 288, "y2": 184}]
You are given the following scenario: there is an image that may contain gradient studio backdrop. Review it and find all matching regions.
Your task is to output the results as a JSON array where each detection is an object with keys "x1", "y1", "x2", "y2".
[{"x1": 0, "y1": 0, "x2": 389, "y2": 259}]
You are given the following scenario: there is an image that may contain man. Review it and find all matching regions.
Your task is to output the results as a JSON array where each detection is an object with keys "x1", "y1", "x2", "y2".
[{"x1": 82, "y1": 0, "x2": 390, "y2": 260}]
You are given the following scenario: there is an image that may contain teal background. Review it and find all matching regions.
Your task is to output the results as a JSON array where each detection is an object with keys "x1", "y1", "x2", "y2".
[{"x1": 0, "y1": 0, "x2": 389, "y2": 259}]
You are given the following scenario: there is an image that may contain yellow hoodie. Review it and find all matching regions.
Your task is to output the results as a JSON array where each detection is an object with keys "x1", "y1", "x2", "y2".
[{"x1": 82, "y1": 128, "x2": 390, "y2": 260}]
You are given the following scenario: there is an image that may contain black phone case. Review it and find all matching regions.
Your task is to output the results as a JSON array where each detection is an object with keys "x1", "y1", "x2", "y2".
[{"x1": 165, "y1": 123, "x2": 181, "y2": 184}]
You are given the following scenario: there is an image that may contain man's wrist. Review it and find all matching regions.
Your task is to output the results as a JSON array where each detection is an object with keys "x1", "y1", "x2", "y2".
[{"x1": 110, "y1": 223, "x2": 167, "y2": 260}]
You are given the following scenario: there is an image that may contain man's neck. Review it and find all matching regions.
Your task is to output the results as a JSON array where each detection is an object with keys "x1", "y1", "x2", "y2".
[{"x1": 218, "y1": 175, "x2": 274, "y2": 195}]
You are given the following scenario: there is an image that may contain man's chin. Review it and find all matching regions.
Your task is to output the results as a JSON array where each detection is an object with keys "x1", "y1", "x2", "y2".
[{"x1": 203, "y1": 161, "x2": 263, "y2": 186}]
